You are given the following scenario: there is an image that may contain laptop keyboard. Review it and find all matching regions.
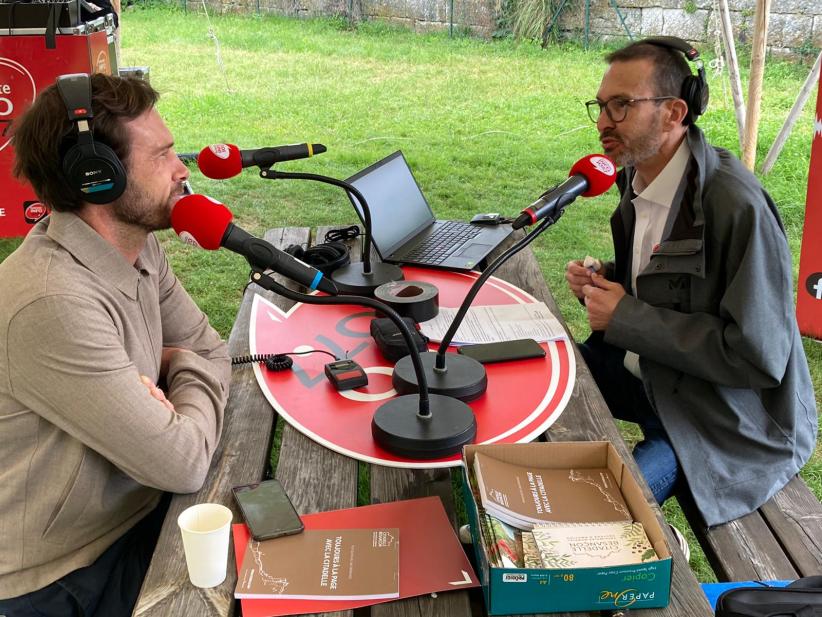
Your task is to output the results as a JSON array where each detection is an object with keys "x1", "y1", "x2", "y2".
[{"x1": 403, "y1": 221, "x2": 482, "y2": 264}]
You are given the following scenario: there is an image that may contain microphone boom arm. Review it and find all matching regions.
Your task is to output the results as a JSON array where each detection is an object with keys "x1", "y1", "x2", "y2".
[
  {"x1": 434, "y1": 214, "x2": 557, "y2": 369},
  {"x1": 258, "y1": 169, "x2": 377, "y2": 275}
]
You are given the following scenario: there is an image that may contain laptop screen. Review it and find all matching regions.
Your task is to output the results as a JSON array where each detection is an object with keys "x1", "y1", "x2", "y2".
[{"x1": 345, "y1": 151, "x2": 435, "y2": 258}]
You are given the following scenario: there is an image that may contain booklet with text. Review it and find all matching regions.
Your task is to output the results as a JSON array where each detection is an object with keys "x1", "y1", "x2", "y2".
[
  {"x1": 473, "y1": 452, "x2": 631, "y2": 530},
  {"x1": 532, "y1": 521, "x2": 658, "y2": 568},
  {"x1": 236, "y1": 528, "x2": 399, "y2": 600}
]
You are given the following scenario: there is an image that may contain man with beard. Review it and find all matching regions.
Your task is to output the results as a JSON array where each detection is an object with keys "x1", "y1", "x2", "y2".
[
  {"x1": 0, "y1": 74, "x2": 230, "y2": 616},
  {"x1": 565, "y1": 39, "x2": 817, "y2": 529}
]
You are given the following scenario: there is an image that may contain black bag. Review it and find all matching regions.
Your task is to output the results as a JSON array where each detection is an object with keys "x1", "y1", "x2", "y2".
[
  {"x1": 715, "y1": 576, "x2": 822, "y2": 617},
  {"x1": 369, "y1": 316, "x2": 428, "y2": 363}
]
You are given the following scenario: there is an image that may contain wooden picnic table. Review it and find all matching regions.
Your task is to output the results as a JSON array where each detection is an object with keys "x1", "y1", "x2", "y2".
[{"x1": 133, "y1": 227, "x2": 713, "y2": 617}]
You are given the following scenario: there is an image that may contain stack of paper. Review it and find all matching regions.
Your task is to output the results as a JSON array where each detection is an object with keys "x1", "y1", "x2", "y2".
[{"x1": 472, "y1": 452, "x2": 631, "y2": 530}]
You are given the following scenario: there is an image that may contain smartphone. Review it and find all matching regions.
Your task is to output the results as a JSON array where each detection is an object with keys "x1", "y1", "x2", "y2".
[
  {"x1": 457, "y1": 338, "x2": 546, "y2": 364},
  {"x1": 232, "y1": 479, "x2": 304, "y2": 541}
]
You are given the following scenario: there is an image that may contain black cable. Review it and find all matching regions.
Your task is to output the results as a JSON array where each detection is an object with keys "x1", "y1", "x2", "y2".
[
  {"x1": 249, "y1": 270, "x2": 433, "y2": 416},
  {"x1": 324, "y1": 225, "x2": 361, "y2": 243},
  {"x1": 232, "y1": 349, "x2": 339, "y2": 371}
]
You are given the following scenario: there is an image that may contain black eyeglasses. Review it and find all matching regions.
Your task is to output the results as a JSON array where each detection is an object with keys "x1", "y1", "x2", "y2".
[{"x1": 585, "y1": 96, "x2": 676, "y2": 123}]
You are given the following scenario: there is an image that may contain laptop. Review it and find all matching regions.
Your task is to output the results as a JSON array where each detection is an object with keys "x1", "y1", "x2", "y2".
[{"x1": 345, "y1": 151, "x2": 512, "y2": 271}]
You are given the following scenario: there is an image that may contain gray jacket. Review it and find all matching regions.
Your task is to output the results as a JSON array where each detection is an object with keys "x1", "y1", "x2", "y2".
[{"x1": 603, "y1": 125, "x2": 817, "y2": 527}]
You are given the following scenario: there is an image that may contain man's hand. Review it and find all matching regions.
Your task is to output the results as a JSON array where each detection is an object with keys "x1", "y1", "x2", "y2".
[
  {"x1": 565, "y1": 259, "x2": 595, "y2": 300},
  {"x1": 140, "y1": 375, "x2": 176, "y2": 412},
  {"x1": 160, "y1": 347, "x2": 183, "y2": 378},
  {"x1": 582, "y1": 272, "x2": 626, "y2": 331}
]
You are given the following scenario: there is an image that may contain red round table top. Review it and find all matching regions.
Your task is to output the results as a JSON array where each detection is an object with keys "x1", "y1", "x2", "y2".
[{"x1": 250, "y1": 266, "x2": 575, "y2": 468}]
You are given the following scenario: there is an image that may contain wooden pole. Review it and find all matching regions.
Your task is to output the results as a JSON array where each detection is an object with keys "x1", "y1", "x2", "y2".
[
  {"x1": 718, "y1": 0, "x2": 746, "y2": 148},
  {"x1": 741, "y1": 0, "x2": 771, "y2": 170},
  {"x1": 761, "y1": 51, "x2": 822, "y2": 174}
]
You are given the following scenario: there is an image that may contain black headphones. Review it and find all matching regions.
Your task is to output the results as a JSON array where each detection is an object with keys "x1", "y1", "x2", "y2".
[
  {"x1": 57, "y1": 73, "x2": 127, "y2": 204},
  {"x1": 640, "y1": 36, "x2": 709, "y2": 125},
  {"x1": 285, "y1": 241, "x2": 350, "y2": 275}
]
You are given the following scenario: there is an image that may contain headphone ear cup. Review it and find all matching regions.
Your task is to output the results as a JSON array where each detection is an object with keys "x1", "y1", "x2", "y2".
[
  {"x1": 295, "y1": 241, "x2": 350, "y2": 275},
  {"x1": 681, "y1": 75, "x2": 708, "y2": 125},
  {"x1": 62, "y1": 141, "x2": 127, "y2": 204},
  {"x1": 285, "y1": 244, "x2": 306, "y2": 260}
]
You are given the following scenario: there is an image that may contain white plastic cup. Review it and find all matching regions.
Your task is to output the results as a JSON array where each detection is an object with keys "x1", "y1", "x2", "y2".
[{"x1": 177, "y1": 503, "x2": 233, "y2": 588}]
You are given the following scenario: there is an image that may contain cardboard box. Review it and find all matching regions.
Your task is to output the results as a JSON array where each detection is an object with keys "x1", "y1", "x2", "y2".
[{"x1": 462, "y1": 442, "x2": 672, "y2": 615}]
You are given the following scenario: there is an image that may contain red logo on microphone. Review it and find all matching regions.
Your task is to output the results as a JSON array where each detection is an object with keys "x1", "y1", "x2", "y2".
[
  {"x1": 209, "y1": 144, "x2": 231, "y2": 160},
  {"x1": 590, "y1": 155, "x2": 616, "y2": 176},
  {"x1": 23, "y1": 201, "x2": 48, "y2": 224}
]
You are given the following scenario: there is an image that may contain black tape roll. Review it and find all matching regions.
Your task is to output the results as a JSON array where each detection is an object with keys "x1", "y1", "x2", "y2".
[{"x1": 374, "y1": 280, "x2": 439, "y2": 323}]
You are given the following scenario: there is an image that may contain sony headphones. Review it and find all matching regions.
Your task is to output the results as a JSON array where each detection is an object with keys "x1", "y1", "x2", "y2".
[
  {"x1": 285, "y1": 241, "x2": 350, "y2": 275},
  {"x1": 57, "y1": 73, "x2": 127, "y2": 204},
  {"x1": 640, "y1": 36, "x2": 709, "y2": 125}
]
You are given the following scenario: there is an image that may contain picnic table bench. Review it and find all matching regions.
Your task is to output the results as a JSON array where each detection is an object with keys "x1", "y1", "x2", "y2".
[
  {"x1": 679, "y1": 471, "x2": 822, "y2": 583},
  {"x1": 131, "y1": 225, "x2": 820, "y2": 617}
]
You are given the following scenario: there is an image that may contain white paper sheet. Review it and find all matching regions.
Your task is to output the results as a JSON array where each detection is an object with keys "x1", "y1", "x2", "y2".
[{"x1": 420, "y1": 303, "x2": 568, "y2": 345}]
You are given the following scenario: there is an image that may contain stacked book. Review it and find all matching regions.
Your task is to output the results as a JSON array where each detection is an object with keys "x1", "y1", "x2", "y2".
[{"x1": 471, "y1": 452, "x2": 658, "y2": 569}]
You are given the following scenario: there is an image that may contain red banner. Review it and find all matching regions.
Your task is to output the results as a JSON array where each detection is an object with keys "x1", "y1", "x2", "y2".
[
  {"x1": 796, "y1": 69, "x2": 822, "y2": 338},
  {"x1": 0, "y1": 32, "x2": 111, "y2": 238}
]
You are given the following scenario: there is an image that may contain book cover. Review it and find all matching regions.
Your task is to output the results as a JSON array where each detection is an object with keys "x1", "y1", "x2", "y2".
[
  {"x1": 480, "y1": 512, "x2": 523, "y2": 568},
  {"x1": 472, "y1": 452, "x2": 631, "y2": 530},
  {"x1": 236, "y1": 528, "x2": 399, "y2": 600},
  {"x1": 532, "y1": 521, "x2": 658, "y2": 569},
  {"x1": 521, "y1": 531, "x2": 543, "y2": 569},
  {"x1": 231, "y1": 496, "x2": 478, "y2": 617}
]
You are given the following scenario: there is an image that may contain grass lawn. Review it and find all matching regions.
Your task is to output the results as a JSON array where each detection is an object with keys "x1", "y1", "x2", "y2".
[{"x1": 1, "y1": 4, "x2": 820, "y2": 583}]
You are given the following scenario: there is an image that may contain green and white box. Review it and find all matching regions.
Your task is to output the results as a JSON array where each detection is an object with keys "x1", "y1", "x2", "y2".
[{"x1": 462, "y1": 442, "x2": 673, "y2": 615}]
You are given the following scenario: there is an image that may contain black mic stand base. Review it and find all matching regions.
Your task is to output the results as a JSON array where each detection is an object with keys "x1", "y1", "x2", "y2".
[
  {"x1": 372, "y1": 393, "x2": 477, "y2": 459},
  {"x1": 331, "y1": 261, "x2": 404, "y2": 296},
  {"x1": 392, "y1": 351, "x2": 487, "y2": 402}
]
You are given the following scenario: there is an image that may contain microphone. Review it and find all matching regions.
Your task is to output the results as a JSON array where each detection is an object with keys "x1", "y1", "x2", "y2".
[
  {"x1": 197, "y1": 143, "x2": 327, "y2": 179},
  {"x1": 512, "y1": 154, "x2": 617, "y2": 230},
  {"x1": 171, "y1": 194, "x2": 338, "y2": 294}
]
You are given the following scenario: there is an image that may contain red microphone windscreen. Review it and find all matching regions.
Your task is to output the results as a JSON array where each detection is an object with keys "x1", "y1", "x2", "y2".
[
  {"x1": 171, "y1": 194, "x2": 233, "y2": 250},
  {"x1": 569, "y1": 154, "x2": 617, "y2": 197},
  {"x1": 197, "y1": 144, "x2": 243, "y2": 179}
]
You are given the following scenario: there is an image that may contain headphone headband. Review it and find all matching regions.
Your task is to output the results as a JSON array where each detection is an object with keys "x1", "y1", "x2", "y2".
[{"x1": 636, "y1": 36, "x2": 709, "y2": 125}]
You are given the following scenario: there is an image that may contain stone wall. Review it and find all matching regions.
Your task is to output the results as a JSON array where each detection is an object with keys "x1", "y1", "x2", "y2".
[
  {"x1": 198, "y1": 0, "x2": 822, "y2": 57},
  {"x1": 556, "y1": 1, "x2": 822, "y2": 58}
]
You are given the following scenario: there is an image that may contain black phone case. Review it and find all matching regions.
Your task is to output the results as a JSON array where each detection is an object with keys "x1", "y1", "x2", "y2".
[
  {"x1": 457, "y1": 339, "x2": 546, "y2": 364},
  {"x1": 232, "y1": 480, "x2": 304, "y2": 541}
]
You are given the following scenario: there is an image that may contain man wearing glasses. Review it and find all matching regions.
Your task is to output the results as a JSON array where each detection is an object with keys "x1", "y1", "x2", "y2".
[{"x1": 565, "y1": 38, "x2": 816, "y2": 530}]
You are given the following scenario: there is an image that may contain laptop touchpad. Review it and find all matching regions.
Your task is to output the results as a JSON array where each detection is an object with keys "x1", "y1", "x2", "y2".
[{"x1": 456, "y1": 244, "x2": 491, "y2": 258}]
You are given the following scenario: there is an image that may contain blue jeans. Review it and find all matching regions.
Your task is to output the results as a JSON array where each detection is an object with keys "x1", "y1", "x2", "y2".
[
  {"x1": 0, "y1": 494, "x2": 169, "y2": 617},
  {"x1": 579, "y1": 335, "x2": 680, "y2": 504}
]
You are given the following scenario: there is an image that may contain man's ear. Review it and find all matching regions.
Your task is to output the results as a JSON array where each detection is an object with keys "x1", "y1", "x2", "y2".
[{"x1": 666, "y1": 98, "x2": 690, "y2": 127}]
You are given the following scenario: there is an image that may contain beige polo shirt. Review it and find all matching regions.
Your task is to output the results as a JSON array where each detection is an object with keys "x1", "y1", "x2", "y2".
[{"x1": 0, "y1": 211, "x2": 231, "y2": 598}]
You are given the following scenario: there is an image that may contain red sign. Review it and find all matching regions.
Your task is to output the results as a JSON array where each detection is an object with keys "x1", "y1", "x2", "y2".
[
  {"x1": 796, "y1": 70, "x2": 822, "y2": 338},
  {"x1": 251, "y1": 267, "x2": 575, "y2": 467},
  {"x1": 0, "y1": 32, "x2": 110, "y2": 238}
]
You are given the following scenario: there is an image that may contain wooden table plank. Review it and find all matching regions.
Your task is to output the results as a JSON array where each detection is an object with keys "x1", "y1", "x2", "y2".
[
  {"x1": 761, "y1": 476, "x2": 822, "y2": 578},
  {"x1": 317, "y1": 224, "x2": 475, "y2": 617},
  {"x1": 134, "y1": 227, "x2": 311, "y2": 617}
]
